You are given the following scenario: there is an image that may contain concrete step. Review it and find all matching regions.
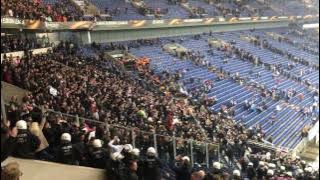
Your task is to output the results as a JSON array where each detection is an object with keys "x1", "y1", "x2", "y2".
[
  {"x1": 1, "y1": 157, "x2": 106, "y2": 180},
  {"x1": 1, "y1": 81, "x2": 30, "y2": 104},
  {"x1": 298, "y1": 143, "x2": 319, "y2": 163}
]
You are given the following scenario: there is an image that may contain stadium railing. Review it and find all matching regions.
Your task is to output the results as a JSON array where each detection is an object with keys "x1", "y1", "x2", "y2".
[{"x1": 2, "y1": 99, "x2": 292, "y2": 169}]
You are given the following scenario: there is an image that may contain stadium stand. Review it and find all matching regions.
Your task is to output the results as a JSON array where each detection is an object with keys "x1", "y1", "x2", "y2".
[
  {"x1": 0, "y1": 0, "x2": 318, "y2": 21},
  {"x1": 1, "y1": 0, "x2": 319, "y2": 180}
]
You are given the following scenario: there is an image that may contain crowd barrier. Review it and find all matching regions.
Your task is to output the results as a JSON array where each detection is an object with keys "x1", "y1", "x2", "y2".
[{"x1": 2, "y1": 99, "x2": 296, "y2": 169}]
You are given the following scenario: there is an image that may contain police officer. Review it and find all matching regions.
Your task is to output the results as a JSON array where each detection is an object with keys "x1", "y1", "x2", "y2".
[
  {"x1": 130, "y1": 148, "x2": 140, "y2": 161},
  {"x1": 141, "y1": 147, "x2": 162, "y2": 180},
  {"x1": 232, "y1": 169, "x2": 241, "y2": 180},
  {"x1": 257, "y1": 161, "x2": 267, "y2": 179},
  {"x1": 296, "y1": 169, "x2": 304, "y2": 180},
  {"x1": 88, "y1": 139, "x2": 108, "y2": 169},
  {"x1": 173, "y1": 156, "x2": 192, "y2": 180},
  {"x1": 55, "y1": 133, "x2": 75, "y2": 165},
  {"x1": 122, "y1": 144, "x2": 134, "y2": 167},
  {"x1": 13, "y1": 120, "x2": 40, "y2": 159},
  {"x1": 106, "y1": 152, "x2": 125, "y2": 180},
  {"x1": 266, "y1": 169, "x2": 274, "y2": 180},
  {"x1": 212, "y1": 162, "x2": 223, "y2": 177},
  {"x1": 123, "y1": 147, "x2": 140, "y2": 167},
  {"x1": 246, "y1": 162, "x2": 257, "y2": 179}
]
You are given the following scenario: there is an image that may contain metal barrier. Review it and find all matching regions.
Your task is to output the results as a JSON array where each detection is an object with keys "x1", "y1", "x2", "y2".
[
  {"x1": 2, "y1": 101, "x2": 288, "y2": 169},
  {"x1": 42, "y1": 108, "x2": 220, "y2": 168}
]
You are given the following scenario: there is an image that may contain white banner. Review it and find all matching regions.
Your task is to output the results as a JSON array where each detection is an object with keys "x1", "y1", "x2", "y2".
[
  {"x1": 1, "y1": 17, "x2": 23, "y2": 24},
  {"x1": 152, "y1": 20, "x2": 164, "y2": 24},
  {"x1": 96, "y1": 21, "x2": 128, "y2": 25},
  {"x1": 183, "y1": 19, "x2": 203, "y2": 23}
]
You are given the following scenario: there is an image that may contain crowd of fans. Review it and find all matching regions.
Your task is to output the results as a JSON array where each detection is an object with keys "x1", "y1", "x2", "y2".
[
  {"x1": 1, "y1": 34, "x2": 51, "y2": 53},
  {"x1": 1, "y1": 32, "x2": 319, "y2": 179},
  {"x1": 1, "y1": 0, "x2": 84, "y2": 21},
  {"x1": 1, "y1": 109, "x2": 319, "y2": 179},
  {"x1": 1, "y1": 0, "x2": 317, "y2": 22}
]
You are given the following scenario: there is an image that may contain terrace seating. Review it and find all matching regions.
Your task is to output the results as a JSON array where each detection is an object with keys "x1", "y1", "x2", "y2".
[
  {"x1": 88, "y1": 0, "x2": 146, "y2": 20},
  {"x1": 127, "y1": 28, "x2": 319, "y2": 150},
  {"x1": 144, "y1": 0, "x2": 190, "y2": 19}
]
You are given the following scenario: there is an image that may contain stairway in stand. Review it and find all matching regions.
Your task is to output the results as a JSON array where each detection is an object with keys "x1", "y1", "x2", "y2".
[{"x1": 298, "y1": 141, "x2": 319, "y2": 163}]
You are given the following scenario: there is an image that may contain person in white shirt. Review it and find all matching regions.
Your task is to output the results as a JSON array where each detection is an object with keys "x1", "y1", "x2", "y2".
[{"x1": 108, "y1": 136, "x2": 124, "y2": 153}]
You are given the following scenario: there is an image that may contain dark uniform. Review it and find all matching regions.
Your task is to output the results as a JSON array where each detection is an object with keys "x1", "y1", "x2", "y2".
[
  {"x1": 13, "y1": 129, "x2": 40, "y2": 159},
  {"x1": 173, "y1": 163, "x2": 192, "y2": 180},
  {"x1": 141, "y1": 156, "x2": 162, "y2": 180},
  {"x1": 106, "y1": 159, "x2": 126, "y2": 180},
  {"x1": 257, "y1": 167, "x2": 266, "y2": 179},
  {"x1": 56, "y1": 141, "x2": 75, "y2": 165},
  {"x1": 246, "y1": 166, "x2": 257, "y2": 179},
  {"x1": 88, "y1": 148, "x2": 108, "y2": 169}
]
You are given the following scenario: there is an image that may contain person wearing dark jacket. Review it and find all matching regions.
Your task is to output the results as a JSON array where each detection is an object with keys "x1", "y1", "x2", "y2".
[
  {"x1": 87, "y1": 139, "x2": 108, "y2": 169},
  {"x1": 212, "y1": 161, "x2": 223, "y2": 177},
  {"x1": 257, "y1": 161, "x2": 267, "y2": 179},
  {"x1": 122, "y1": 144, "x2": 134, "y2": 167},
  {"x1": 123, "y1": 147, "x2": 140, "y2": 168},
  {"x1": 106, "y1": 152, "x2": 125, "y2": 180},
  {"x1": 12, "y1": 120, "x2": 40, "y2": 159},
  {"x1": 233, "y1": 169, "x2": 241, "y2": 180},
  {"x1": 1, "y1": 123, "x2": 17, "y2": 162},
  {"x1": 55, "y1": 133, "x2": 76, "y2": 165},
  {"x1": 125, "y1": 160, "x2": 139, "y2": 180},
  {"x1": 246, "y1": 162, "x2": 257, "y2": 179},
  {"x1": 173, "y1": 156, "x2": 192, "y2": 180},
  {"x1": 73, "y1": 133, "x2": 88, "y2": 166},
  {"x1": 141, "y1": 147, "x2": 162, "y2": 180}
]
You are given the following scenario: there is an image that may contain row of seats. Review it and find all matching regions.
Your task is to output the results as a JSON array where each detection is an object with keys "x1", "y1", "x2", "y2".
[{"x1": 128, "y1": 27, "x2": 319, "y2": 149}]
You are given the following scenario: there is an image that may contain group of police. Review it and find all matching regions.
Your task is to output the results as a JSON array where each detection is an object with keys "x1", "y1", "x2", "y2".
[
  {"x1": 2, "y1": 119, "x2": 320, "y2": 180},
  {"x1": 2, "y1": 119, "x2": 193, "y2": 180}
]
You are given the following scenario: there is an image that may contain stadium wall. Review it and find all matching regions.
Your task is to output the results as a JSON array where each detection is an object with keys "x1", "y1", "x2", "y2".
[{"x1": 88, "y1": 20, "x2": 292, "y2": 43}]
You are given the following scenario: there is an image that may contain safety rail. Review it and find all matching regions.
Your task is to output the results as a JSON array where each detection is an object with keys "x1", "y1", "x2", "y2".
[
  {"x1": 2, "y1": 99, "x2": 293, "y2": 169},
  {"x1": 44, "y1": 108, "x2": 220, "y2": 169}
]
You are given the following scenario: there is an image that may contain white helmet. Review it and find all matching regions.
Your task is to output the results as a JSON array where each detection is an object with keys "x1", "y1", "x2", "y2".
[
  {"x1": 286, "y1": 171, "x2": 292, "y2": 177},
  {"x1": 213, "y1": 162, "x2": 221, "y2": 170},
  {"x1": 268, "y1": 163, "x2": 276, "y2": 169},
  {"x1": 131, "y1": 148, "x2": 140, "y2": 156},
  {"x1": 123, "y1": 144, "x2": 133, "y2": 152},
  {"x1": 92, "y1": 139, "x2": 102, "y2": 148},
  {"x1": 305, "y1": 167, "x2": 313, "y2": 173},
  {"x1": 182, "y1": 156, "x2": 190, "y2": 162},
  {"x1": 233, "y1": 169, "x2": 240, "y2": 177},
  {"x1": 296, "y1": 156, "x2": 301, "y2": 160},
  {"x1": 297, "y1": 169, "x2": 304, "y2": 174},
  {"x1": 280, "y1": 166, "x2": 286, "y2": 171},
  {"x1": 61, "y1": 133, "x2": 71, "y2": 142},
  {"x1": 111, "y1": 152, "x2": 124, "y2": 161},
  {"x1": 248, "y1": 162, "x2": 253, "y2": 166},
  {"x1": 301, "y1": 160, "x2": 306, "y2": 164},
  {"x1": 267, "y1": 169, "x2": 274, "y2": 176},
  {"x1": 147, "y1": 117, "x2": 153, "y2": 122},
  {"x1": 259, "y1": 161, "x2": 265, "y2": 166},
  {"x1": 147, "y1": 147, "x2": 156, "y2": 156},
  {"x1": 16, "y1": 120, "x2": 27, "y2": 130}
]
